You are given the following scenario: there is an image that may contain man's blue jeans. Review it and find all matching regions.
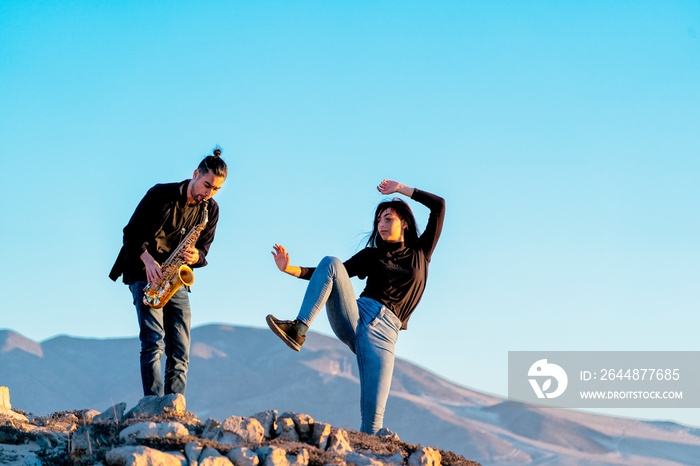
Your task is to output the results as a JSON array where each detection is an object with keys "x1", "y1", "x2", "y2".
[
  {"x1": 297, "y1": 256, "x2": 402, "y2": 435},
  {"x1": 129, "y1": 281, "x2": 191, "y2": 397}
]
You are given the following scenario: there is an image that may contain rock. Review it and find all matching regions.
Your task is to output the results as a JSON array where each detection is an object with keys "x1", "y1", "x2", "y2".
[
  {"x1": 119, "y1": 422, "x2": 189, "y2": 443},
  {"x1": 257, "y1": 447, "x2": 308, "y2": 466},
  {"x1": 185, "y1": 440, "x2": 204, "y2": 466},
  {"x1": 0, "y1": 443, "x2": 42, "y2": 466},
  {"x1": 226, "y1": 446, "x2": 260, "y2": 466},
  {"x1": 311, "y1": 422, "x2": 331, "y2": 449},
  {"x1": 202, "y1": 417, "x2": 222, "y2": 440},
  {"x1": 94, "y1": 402, "x2": 127, "y2": 424},
  {"x1": 344, "y1": 452, "x2": 385, "y2": 466},
  {"x1": 255, "y1": 446, "x2": 273, "y2": 462},
  {"x1": 326, "y1": 428, "x2": 352, "y2": 456},
  {"x1": 77, "y1": 408, "x2": 101, "y2": 422},
  {"x1": 274, "y1": 417, "x2": 299, "y2": 442},
  {"x1": 214, "y1": 415, "x2": 264, "y2": 448},
  {"x1": 408, "y1": 447, "x2": 442, "y2": 466},
  {"x1": 278, "y1": 412, "x2": 313, "y2": 440},
  {"x1": 291, "y1": 448, "x2": 309, "y2": 466},
  {"x1": 105, "y1": 445, "x2": 186, "y2": 465},
  {"x1": 250, "y1": 410, "x2": 277, "y2": 438},
  {"x1": 0, "y1": 388, "x2": 26, "y2": 422},
  {"x1": 258, "y1": 446, "x2": 289, "y2": 466},
  {"x1": 199, "y1": 446, "x2": 234, "y2": 465},
  {"x1": 0, "y1": 406, "x2": 465, "y2": 466},
  {"x1": 0, "y1": 386, "x2": 11, "y2": 409},
  {"x1": 375, "y1": 427, "x2": 400, "y2": 441},
  {"x1": 124, "y1": 394, "x2": 187, "y2": 419},
  {"x1": 383, "y1": 452, "x2": 404, "y2": 465},
  {"x1": 343, "y1": 450, "x2": 402, "y2": 466},
  {"x1": 0, "y1": 408, "x2": 28, "y2": 422},
  {"x1": 33, "y1": 428, "x2": 66, "y2": 449}
]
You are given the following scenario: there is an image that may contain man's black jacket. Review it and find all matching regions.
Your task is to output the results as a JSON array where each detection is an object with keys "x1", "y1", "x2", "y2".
[{"x1": 109, "y1": 180, "x2": 220, "y2": 285}]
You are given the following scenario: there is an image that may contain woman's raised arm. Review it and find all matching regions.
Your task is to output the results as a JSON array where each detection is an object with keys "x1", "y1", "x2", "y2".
[{"x1": 377, "y1": 179, "x2": 415, "y2": 198}]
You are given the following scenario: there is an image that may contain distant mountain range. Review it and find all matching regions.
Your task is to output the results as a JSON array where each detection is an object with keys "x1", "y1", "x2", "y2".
[{"x1": 2, "y1": 324, "x2": 700, "y2": 465}]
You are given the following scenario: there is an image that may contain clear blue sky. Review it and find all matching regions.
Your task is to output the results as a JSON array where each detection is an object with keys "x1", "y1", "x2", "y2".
[{"x1": 2, "y1": 1, "x2": 699, "y2": 427}]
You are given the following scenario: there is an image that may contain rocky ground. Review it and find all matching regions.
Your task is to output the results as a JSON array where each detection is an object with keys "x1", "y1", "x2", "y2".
[{"x1": 0, "y1": 387, "x2": 479, "y2": 466}]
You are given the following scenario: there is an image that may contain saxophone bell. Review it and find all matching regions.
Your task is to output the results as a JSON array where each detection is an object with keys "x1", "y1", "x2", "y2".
[{"x1": 177, "y1": 265, "x2": 195, "y2": 287}]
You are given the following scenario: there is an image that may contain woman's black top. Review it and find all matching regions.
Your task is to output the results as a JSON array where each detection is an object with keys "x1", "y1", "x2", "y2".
[{"x1": 299, "y1": 188, "x2": 445, "y2": 330}]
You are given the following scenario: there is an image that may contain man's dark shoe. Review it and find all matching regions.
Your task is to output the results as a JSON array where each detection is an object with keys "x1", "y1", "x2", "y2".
[{"x1": 266, "y1": 314, "x2": 305, "y2": 351}]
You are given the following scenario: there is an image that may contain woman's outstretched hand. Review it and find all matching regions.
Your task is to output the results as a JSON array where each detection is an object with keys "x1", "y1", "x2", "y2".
[
  {"x1": 271, "y1": 244, "x2": 303, "y2": 277},
  {"x1": 377, "y1": 179, "x2": 415, "y2": 197},
  {"x1": 272, "y1": 244, "x2": 290, "y2": 272}
]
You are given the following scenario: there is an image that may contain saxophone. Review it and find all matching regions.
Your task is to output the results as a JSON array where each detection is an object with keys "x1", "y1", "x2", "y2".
[{"x1": 143, "y1": 203, "x2": 209, "y2": 309}]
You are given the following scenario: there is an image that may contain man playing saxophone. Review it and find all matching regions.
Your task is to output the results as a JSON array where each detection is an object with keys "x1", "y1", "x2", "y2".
[{"x1": 110, "y1": 148, "x2": 227, "y2": 397}]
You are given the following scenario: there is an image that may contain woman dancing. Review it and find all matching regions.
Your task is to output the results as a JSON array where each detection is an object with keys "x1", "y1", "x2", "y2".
[{"x1": 266, "y1": 179, "x2": 445, "y2": 435}]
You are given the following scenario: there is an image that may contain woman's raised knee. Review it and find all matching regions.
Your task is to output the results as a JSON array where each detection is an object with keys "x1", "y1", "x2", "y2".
[{"x1": 319, "y1": 256, "x2": 343, "y2": 269}]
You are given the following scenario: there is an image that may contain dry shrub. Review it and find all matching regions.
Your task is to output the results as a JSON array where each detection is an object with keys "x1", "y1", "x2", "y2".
[
  {"x1": 0, "y1": 422, "x2": 35, "y2": 445},
  {"x1": 346, "y1": 429, "x2": 480, "y2": 466}
]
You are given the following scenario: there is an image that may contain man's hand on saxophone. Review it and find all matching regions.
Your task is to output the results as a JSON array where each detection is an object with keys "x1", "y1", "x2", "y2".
[
  {"x1": 140, "y1": 250, "x2": 163, "y2": 286},
  {"x1": 182, "y1": 247, "x2": 200, "y2": 265}
]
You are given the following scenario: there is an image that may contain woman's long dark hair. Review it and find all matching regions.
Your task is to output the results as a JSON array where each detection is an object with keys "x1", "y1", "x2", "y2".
[{"x1": 366, "y1": 198, "x2": 420, "y2": 248}]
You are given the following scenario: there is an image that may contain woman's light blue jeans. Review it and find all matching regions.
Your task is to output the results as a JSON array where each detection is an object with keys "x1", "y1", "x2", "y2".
[{"x1": 297, "y1": 256, "x2": 402, "y2": 434}]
